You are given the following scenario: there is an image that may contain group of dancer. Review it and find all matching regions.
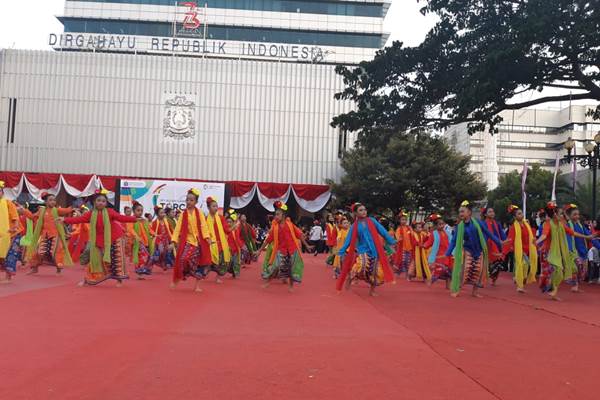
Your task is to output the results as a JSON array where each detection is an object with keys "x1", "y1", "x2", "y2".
[{"x1": 0, "y1": 178, "x2": 597, "y2": 300}]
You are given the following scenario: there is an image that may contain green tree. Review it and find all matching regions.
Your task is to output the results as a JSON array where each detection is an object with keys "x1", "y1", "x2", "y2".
[
  {"x1": 571, "y1": 176, "x2": 600, "y2": 219},
  {"x1": 332, "y1": 0, "x2": 600, "y2": 138},
  {"x1": 330, "y1": 132, "x2": 486, "y2": 214},
  {"x1": 486, "y1": 165, "x2": 572, "y2": 223}
]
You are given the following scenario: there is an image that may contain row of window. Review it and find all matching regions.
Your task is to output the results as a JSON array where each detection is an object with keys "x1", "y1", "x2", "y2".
[
  {"x1": 68, "y1": 0, "x2": 385, "y2": 18},
  {"x1": 62, "y1": 18, "x2": 384, "y2": 48}
]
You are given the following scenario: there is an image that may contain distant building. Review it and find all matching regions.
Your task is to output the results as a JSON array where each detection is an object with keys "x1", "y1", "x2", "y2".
[{"x1": 444, "y1": 105, "x2": 600, "y2": 190}]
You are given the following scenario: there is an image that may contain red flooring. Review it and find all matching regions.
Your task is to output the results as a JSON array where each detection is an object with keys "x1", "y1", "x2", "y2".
[{"x1": 1, "y1": 255, "x2": 599, "y2": 400}]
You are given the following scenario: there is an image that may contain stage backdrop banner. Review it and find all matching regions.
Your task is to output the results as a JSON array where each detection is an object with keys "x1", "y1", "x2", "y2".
[{"x1": 119, "y1": 179, "x2": 226, "y2": 215}]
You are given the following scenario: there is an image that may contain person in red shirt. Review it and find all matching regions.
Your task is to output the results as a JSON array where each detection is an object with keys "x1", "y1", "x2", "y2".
[
  {"x1": 149, "y1": 205, "x2": 174, "y2": 271},
  {"x1": 393, "y1": 211, "x2": 414, "y2": 277},
  {"x1": 255, "y1": 201, "x2": 313, "y2": 292},
  {"x1": 225, "y1": 213, "x2": 243, "y2": 278},
  {"x1": 67, "y1": 205, "x2": 90, "y2": 265},
  {"x1": 204, "y1": 197, "x2": 232, "y2": 283},
  {"x1": 60, "y1": 189, "x2": 141, "y2": 287},
  {"x1": 422, "y1": 213, "x2": 453, "y2": 288},
  {"x1": 325, "y1": 213, "x2": 338, "y2": 266}
]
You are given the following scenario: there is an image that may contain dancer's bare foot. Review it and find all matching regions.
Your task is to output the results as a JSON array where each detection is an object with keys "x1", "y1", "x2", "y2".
[
  {"x1": 450, "y1": 292, "x2": 460, "y2": 298},
  {"x1": 571, "y1": 286, "x2": 583, "y2": 293},
  {"x1": 26, "y1": 268, "x2": 38, "y2": 275},
  {"x1": 169, "y1": 282, "x2": 177, "y2": 290},
  {"x1": 262, "y1": 281, "x2": 270, "y2": 289},
  {"x1": 336, "y1": 290, "x2": 342, "y2": 295},
  {"x1": 77, "y1": 280, "x2": 85, "y2": 287},
  {"x1": 517, "y1": 288, "x2": 526, "y2": 294},
  {"x1": 288, "y1": 286, "x2": 295, "y2": 293},
  {"x1": 550, "y1": 294, "x2": 562, "y2": 301},
  {"x1": 472, "y1": 293, "x2": 483, "y2": 298},
  {"x1": 215, "y1": 278, "x2": 223, "y2": 284},
  {"x1": 426, "y1": 279, "x2": 432, "y2": 287},
  {"x1": 56, "y1": 269, "x2": 63, "y2": 275},
  {"x1": 0, "y1": 279, "x2": 12, "y2": 284}
]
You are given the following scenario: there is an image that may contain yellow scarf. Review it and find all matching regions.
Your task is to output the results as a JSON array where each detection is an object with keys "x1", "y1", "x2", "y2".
[
  {"x1": 513, "y1": 221, "x2": 538, "y2": 288},
  {"x1": 412, "y1": 231, "x2": 432, "y2": 280},
  {"x1": 207, "y1": 213, "x2": 230, "y2": 264},
  {"x1": 0, "y1": 198, "x2": 10, "y2": 258}
]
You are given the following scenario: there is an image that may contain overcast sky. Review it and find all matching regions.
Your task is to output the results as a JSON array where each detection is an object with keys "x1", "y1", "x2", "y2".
[{"x1": 0, "y1": 0, "x2": 436, "y2": 50}]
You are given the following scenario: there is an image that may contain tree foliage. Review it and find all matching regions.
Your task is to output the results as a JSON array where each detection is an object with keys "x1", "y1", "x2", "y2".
[
  {"x1": 330, "y1": 132, "x2": 486, "y2": 214},
  {"x1": 332, "y1": 0, "x2": 600, "y2": 138},
  {"x1": 486, "y1": 165, "x2": 572, "y2": 223}
]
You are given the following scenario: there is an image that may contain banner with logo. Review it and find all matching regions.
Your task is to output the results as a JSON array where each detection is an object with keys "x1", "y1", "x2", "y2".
[{"x1": 119, "y1": 179, "x2": 225, "y2": 215}]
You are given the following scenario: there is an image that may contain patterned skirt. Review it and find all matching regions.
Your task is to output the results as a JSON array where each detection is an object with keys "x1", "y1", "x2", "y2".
[
  {"x1": 31, "y1": 234, "x2": 66, "y2": 268},
  {"x1": 462, "y1": 250, "x2": 485, "y2": 288},
  {"x1": 0, "y1": 235, "x2": 23, "y2": 276},
  {"x1": 176, "y1": 242, "x2": 205, "y2": 280},
  {"x1": 151, "y1": 239, "x2": 174, "y2": 270},
  {"x1": 393, "y1": 250, "x2": 412, "y2": 274},
  {"x1": 430, "y1": 257, "x2": 452, "y2": 283},
  {"x1": 488, "y1": 258, "x2": 504, "y2": 281},
  {"x1": 80, "y1": 239, "x2": 129, "y2": 285},
  {"x1": 565, "y1": 257, "x2": 587, "y2": 286},
  {"x1": 349, "y1": 253, "x2": 384, "y2": 286},
  {"x1": 262, "y1": 248, "x2": 304, "y2": 283},
  {"x1": 134, "y1": 243, "x2": 152, "y2": 276}
]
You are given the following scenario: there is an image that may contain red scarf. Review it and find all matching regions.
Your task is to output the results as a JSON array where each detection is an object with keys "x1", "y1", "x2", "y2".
[
  {"x1": 336, "y1": 217, "x2": 394, "y2": 291},
  {"x1": 173, "y1": 208, "x2": 203, "y2": 283}
]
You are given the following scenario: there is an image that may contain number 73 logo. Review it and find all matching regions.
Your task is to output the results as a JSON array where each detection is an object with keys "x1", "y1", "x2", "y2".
[{"x1": 181, "y1": 1, "x2": 202, "y2": 30}]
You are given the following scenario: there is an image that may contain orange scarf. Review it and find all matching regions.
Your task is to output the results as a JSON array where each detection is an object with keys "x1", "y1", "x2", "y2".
[{"x1": 268, "y1": 218, "x2": 300, "y2": 264}]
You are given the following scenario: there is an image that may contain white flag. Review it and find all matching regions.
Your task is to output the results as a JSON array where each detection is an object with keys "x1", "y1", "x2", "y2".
[
  {"x1": 521, "y1": 160, "x2": 528, "y2": 217},
  {"x1": 551, "y1": 152, "x2": 560, "y2": 202}
]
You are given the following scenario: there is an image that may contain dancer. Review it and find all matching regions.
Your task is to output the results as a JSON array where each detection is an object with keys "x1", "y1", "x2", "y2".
[
  {"x1": 325, "y1": 214, "x2": 338, "y2": 265},
  {"x1": 204, "y1": 197, "x2": 232, "y2": 282},
  {"x1": 481, "y1": 207, "x2": 507, "y2": 285},
  {"x1": 255, "y1": 201, "x2": 312, "y2": 292},
  {"x1": 68, "y1": 205, "x2": 90, "y2": 264},
  {"x1": 170, "y1": 189, "x2": 212, "y2": 292},
  {"x1": 393, "y1": 211, "x2": 413, "y2": 277},
  {"x1": 332, "y1": 214, "x2": 350, "y2": 279},
  {"x1": 536, "y1": 202, "x2": 592, "y2": 300},
  {"x1": 502, "y1": 205, "x2": 537, "y2": 293},
  {"x1": 423, "y1": 213, "x2": 453, "y2": 287},
  {"x1": 149, "y1": 205, "x2": 174, "y2": 271},
  {"x1": 446, "y1": 201, "x2": 503, "y2": 298},
  {"x1": 225, "y1": 213, "x2": 242, "y2": 278},
  {"x1": 238, "y1": 214, "x2": 257, "y2": 266},
  {"x1": 564, "y1": 204, "x2": 591, "y2": 292},
  {"x1": 0, "y1": 182, "x2": 21, "y2": 283},
  {"x1": 130, "y1": 201, "x2": 154, "y2": 279},
  {"x1": 60, "y1": 189, "x2": 140, "y2": 287},
  {"x1": 409, "y1": 221, "x2": 432, "y2": 284},
  {"x1": 336, "y1": 203, "x2": 397, "y2": 296},
  {"x1": 24, "y1": 193, "x2": 73, "y2": 275}
]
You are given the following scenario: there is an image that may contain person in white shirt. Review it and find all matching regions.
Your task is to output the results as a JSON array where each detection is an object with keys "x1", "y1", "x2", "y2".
[
  {"x1": 309, "y1": 220, "x2": 324, "y2": 256},
  {"x1": 587, "y1": 245, "x2": 600, "y2": 283}
]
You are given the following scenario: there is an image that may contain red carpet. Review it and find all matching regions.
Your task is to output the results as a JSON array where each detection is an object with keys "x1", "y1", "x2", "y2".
[{"x1": 1, "y1": 255, "x2": 599, "y2": 400}]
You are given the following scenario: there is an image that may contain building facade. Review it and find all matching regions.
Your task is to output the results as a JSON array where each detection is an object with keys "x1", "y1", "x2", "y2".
[
  {"x1": 444, "y1": 105, "x2": 600, "y2": 190},
  {"x1": 53, "y1": 0, "x2": 390, "y2": 65}
]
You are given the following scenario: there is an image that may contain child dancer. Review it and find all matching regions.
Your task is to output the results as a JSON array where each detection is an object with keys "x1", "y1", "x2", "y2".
[
  {"x1": 68, "y1": 205, "x2": 90, "y2": 264},
  {"x1": 61, "y1": 189, "x2": 140, "y2": 287},
  {"x1": 481, "y1": 207, "x2": 507, "y2": 285},
  {"x1": 225, "y1": 213, "x2": 242, "y2": 278},
  {"x1": 204, "y1": 197, "x2": 232, "y2": 282},
  {"x1": 446, "y1": 201, "x2": 503, "y2": 298},
  {"x1": 0, "y1": 182, "x2": 20, "y2": 283},
  {"x1": 423, "y1": 213, "x2": 453, "y2": 287},
  {"x1": 337, "y1": 203, "x2": 397, "y2": 296},
  {"x1": 332, "y1": 214, "x2": 350, "y2": 279},
  {"x1": 170, "y1": 189, "x2": 212, "y2": 292},
  {"x1": 150, "y1": 205, "x2": 174, "y2": 271},
  {"x1": 393, "y1": 211, "x2": 413, "y2": 277},
  {"x1": 129, "y1": 201, "x2": 154, "y2": 279},
  {"x1": 502, "y1": 205, "x2": 537, "y2": 293},
  {"x1": 255, "y1": 201, "x2": 312, "y2": 292},
  {"x1": 325, "y1": 213, "x2": 338, "y2": 266},
  {"x1": 563, "y1": 204, "x2": 591, "y2": 293},
  {"x1": 24, "y1": 193, "x2": 73, "y2": 275},
  {"x1": 409, "y1": 221, "x2": 432, "y2": 284},
  {"x1": 238, "y1": 213, "x2": 257, "y2": 265}
]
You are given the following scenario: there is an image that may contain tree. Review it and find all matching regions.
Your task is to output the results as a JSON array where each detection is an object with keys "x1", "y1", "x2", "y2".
[
  {"x1": 486, "y1": 164, "x2": 572, "y2": 223},
  {"x1": 571, "y1": 176, "x2": 600, "y2": 219},
  {"x1": 330, "y1": 132, "x2": 486, "y2": 214},
  {"x1": 332, "y1": 0, "x2": 600, "y2": 138}
]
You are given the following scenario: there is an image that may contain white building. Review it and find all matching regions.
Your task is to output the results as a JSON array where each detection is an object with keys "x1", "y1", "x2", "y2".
[
  {"x1": 0, "y1": 0, "x2": 392, "y2": 186},
  {"x1": 444, "y1": 105, "x2": 600, "y2": 190}
]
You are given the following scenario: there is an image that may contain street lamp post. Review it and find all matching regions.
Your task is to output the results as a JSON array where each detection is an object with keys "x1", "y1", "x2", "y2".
[{"x1": 562, "y1": 133, "x2": 600, "y2": 220}]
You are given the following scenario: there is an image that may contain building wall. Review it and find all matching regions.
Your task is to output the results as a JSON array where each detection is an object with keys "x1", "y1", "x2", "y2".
[{"x1": 0, "y1": 49, "x2": 354, "y2": 184}]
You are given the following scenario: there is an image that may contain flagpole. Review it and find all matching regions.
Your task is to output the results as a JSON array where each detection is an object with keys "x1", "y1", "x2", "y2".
[
  {"x1": 521, "y1": 160, "x2": 528, "y2": 218},
  {"x1": 551, "y1": 153, "x2": 560, "y2": 202}
]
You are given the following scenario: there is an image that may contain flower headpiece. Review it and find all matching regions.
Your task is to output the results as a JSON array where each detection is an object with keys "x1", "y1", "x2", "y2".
[
  {"x1": 80, "y1": 204, "x2": 90, "y2": 212},
  {"x1": 95, "y1": 188, "x2": 110, "y2": 196},
  {"x1": 546, "y1": 201, "x2": 557, "y2": 210},
  {"x1": 273, "y1": 200, "x2": 288, "y2": 212},
  {"x1": 350, "y1": 202, "x2": 363, "y2": 213},
  {"x1": 41, "y1": 191, "x2": 52, "y2": 200},
  {"x1": 460, "y1": 200, "x2": 470, "y2": 207},
  {"x1": 428, "y1": 213, "x2": 443, "y2": 222},
  {"x1": 507, "y1": 204, "x2": 520, "y2": 214},
  {"x1": 563, "y1": 203, "x2": 577, "y2": 211},
  {"x1": 398, "y1": 210, "x2": 409, "y2": 217},
  {"x1": 188, "y1": 188, "x2": 200, "y2": 198},
  {"x1": 206, "y1": 196, "x2": 218, "y2": 206}
]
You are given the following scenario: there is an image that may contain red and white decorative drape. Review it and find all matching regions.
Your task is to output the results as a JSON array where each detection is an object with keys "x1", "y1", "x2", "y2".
[
  {"x1": 229, "y1": 182, "x2": 331, "y2": 212},
  {"x1": 0, "y1": 172, "x2": 112, "y2": 201}
]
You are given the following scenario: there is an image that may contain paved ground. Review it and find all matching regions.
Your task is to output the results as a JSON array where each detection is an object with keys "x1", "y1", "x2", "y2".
[{"x1": 1, "y1": 254, "x2": 599, "y2": 400}]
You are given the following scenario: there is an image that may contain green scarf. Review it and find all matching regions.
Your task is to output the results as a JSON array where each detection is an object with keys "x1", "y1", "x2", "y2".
[
  {"x1": 29, "y1": 206, "x2": 73, "y2": 266},
  {"x1": 19, "y1": 219, "x2": 34, "y2": 247},
  {"x1": 451, "y1": 219, "x2": 488, "y2": 293},
  {"x1": 132, "y1": 221, "x2": 154, "y2": 264},
  {"x1": 89, "y1": 208, "x2": 111, "y2": 273},
  {"x1": 547, "y1": 219, "x2": 574, "y2": 285}
]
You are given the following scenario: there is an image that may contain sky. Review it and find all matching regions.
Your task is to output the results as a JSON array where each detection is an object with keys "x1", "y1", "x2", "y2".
[{"x1": 0, "y1": 0, "x2": 437, "y2": 50}]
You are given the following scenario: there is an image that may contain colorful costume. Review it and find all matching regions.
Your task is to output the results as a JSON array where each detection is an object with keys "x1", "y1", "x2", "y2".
[
  {"x1": 128, "y1": 220, "x2": 154, "y2": 277},
  {"x1": 325, "y1": 222, "x2": 338, "y2": 265},
  {"x1": 539, "y1": 219, "x2": 576, "y2": 293},
  {"x1": 482, "y1": 217, "x2": 506, "y2": 282},
  {"x1": 503, "y1": 220, "x2": 538, "y2": 289},
  {"x1": 332, "y1": 226, "x2": 349, "y2": 278},
  {"x1": 409, "y1": 230, "x2": 432, "y2": 280},
  {"x1": 393, "y1": 225, "x2": 413, "y2": 274},
  {"x1": 447, "y1": 219, "x2": 502, "y2": 293},
  {"x1": 64, "y1": 209, "x2": 137, "y2": 285},
  {"x1": 262, "y1": 218, "x2": 305, "y2": 283},
  {"x1": 239, "y1": 221, "x2": 257, "y2": 265},
  {"x1": 0, "y1": 198, "x2": 20, "y2": 277},
  {"x1": 150, "y1": 219, "x2": 174, "y2": 270},
  {"x1": 566, "y1": 220, "x2": 591, "y2": 286},
  {"x1": 226, "y1": 225, "x2": 243, "y2": 278},
  {"x1": 204, "y1": 212, "x2": 232, "y2": 277},
  {"x1": 68, "y1": 222, "x2": 89, "y2": 264},
  {"x1": 171, "y1": 208, "x2": 211, "y2": 283},
  {"x1": 24, "y1": 206, "x2": 73, "y2": 271},
  {"x1": 337, "y1": 217, "x2": 396, "y2": 290},
  {"x1": 423, "y1": 228, "x2": 453, "y2": 283}
]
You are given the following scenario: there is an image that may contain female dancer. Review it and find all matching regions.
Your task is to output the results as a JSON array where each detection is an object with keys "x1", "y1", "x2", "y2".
[
  {"x1": 446, "y1": 201, "x2": 503, "y2": 298},
  {"x1": 325, "y1": 213, "x2": 338, "y2": 266},
  {"x1": 129, "y1": 201, "x2": 154, "y2": 279},
  {"x1": 149, "y1": 205, "x2": 174, "y2": 271},
  {"x1": 204, "y1": 197, "x2": 232, "y2": 282},
  {"x1": 238, "y1": 214, "x2": 257, "y2": 265},
  {"x1": 0, "y1": 182, "x2": 21, "y2": 283},
  {"x1": 337, "y1": 203, "x2": 397, "y2": 296},
  {"x1": 60, "y1": 189, "x2": 141, "y2": 287},
  {"x1": 502, "y1": 205, "x2": 538, "y2": 293},
  {"x1": 170, "y1": 189, "x2": 212, "y2": 292},
  {"x1": 409, "y1": 221, "x2": 432, "y2": 284},
  {"x1": 225, "y1": 213, "x2": 242, "y2": 278},
  {"x1": 332, "y1": 214, "x2": 350, "y2": 279},
  {"x1": 24, "y1": 193, "x2": 73, "y2": 275},
  {"x1": 68, "y1": 205, "x2": 90, "y2": 264},
  {"x1": 481, "y1": 207, "x2": 506, "y2": 285},
  {"x1": 423, "y1": 213, "x2": 452, "y2": 287},
  {"x1": 393, "y1": 211, "x2": 413, "y2": 277},
  {"x1": 563, "y1": 204, "x2": 591, "y2": 292},
  {"x1": 255, "y1": 201, "x2": 312, "y2": 292}
]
